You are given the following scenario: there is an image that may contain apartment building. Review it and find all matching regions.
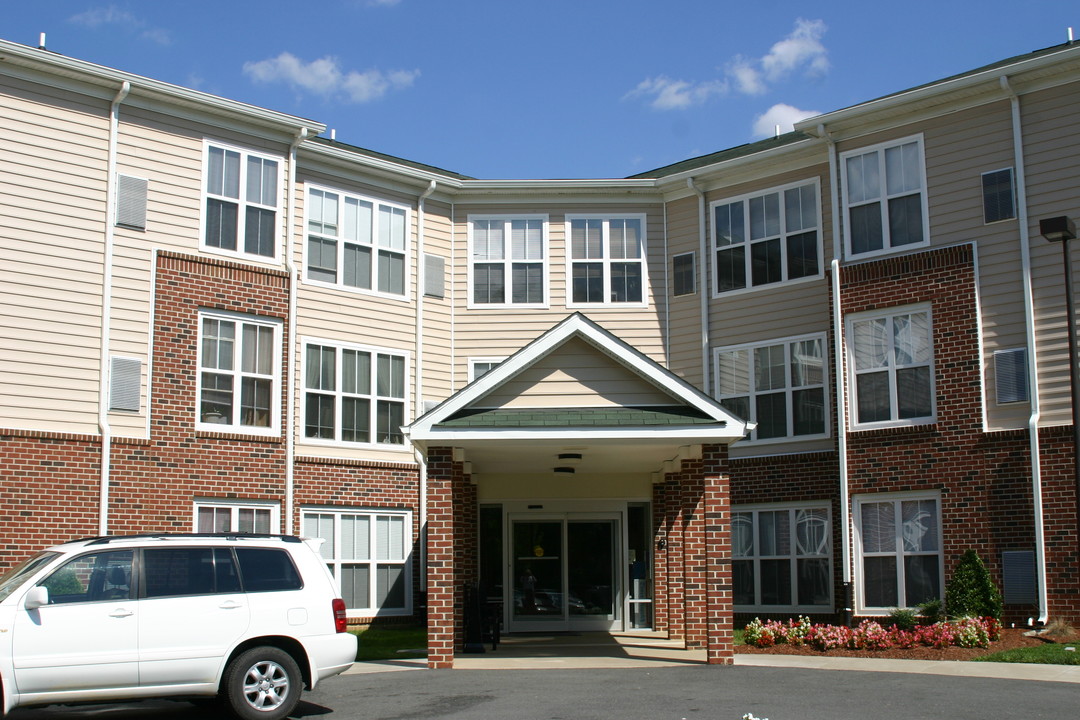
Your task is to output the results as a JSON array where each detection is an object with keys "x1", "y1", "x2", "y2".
[{"x1": 2, "y1": 36, "x2": 1079, "y2": 667}]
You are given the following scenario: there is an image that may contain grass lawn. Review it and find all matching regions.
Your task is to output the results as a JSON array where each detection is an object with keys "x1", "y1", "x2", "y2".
[
  {"x1": 974, "y1": 642, "x2": 1080, "y2": 665},
  {"x1": 351, "y1": 624, "x2": 427, "y2": 662}
]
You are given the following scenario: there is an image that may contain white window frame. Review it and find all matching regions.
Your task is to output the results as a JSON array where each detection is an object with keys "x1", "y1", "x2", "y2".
[
  {"x1": 845, "y1": 304, "x2": 936, "y2": 430},
  {"x1": 853, "y1": 491, "x2": 944, "y2": 615},
  {"x1": 304, "y1": 184, "x2": 411, "y2": 300},
  {"x1": 840, "y1": 134, "x2": 930, "y2": 259},
  {"x1": 301, "y1": 337, "x2": 410, "y2": 449},
  {"x1": 469, "y1": 357, "x2": 506, "y2": 383},
  {"x1": 732, "y1": 502, "x2": 833, "y2": 613},
  {"x1": 713, "y1": 333, "x2": 829, "y2": 444},
  {"x1": 196, "y1": 310, "x2": 282, "y2": 436},
  {"x1": 200, "y1": 140, "x2": 283, "y2": 263},
  {"x1": 981, "y1": 167, "x2": 1016, "y2": 225},
  {"x1": 467, "y1": 215, "x2": 549, "y2": 309},
  {"x1": 710, "y1": 179, "x2": 823, "y2": 297},
  {"x1": 302, "y1": 508, "x2": 413, "y2": 617},
  {"x1": 565, "y1": 214, "x2": 648, "y2": 309},
  {"x1": 193, "y1": 499, "x2": 280, "y2": 534}
]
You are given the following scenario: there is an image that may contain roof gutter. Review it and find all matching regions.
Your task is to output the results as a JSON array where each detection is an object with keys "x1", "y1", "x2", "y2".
[
  {"x1": 283, "y1": 127, "x2": 308, "y2": 535},
  {"x1": 688, "y1": 178, "x2": 711, "y2": 395},
  {"x1": 1001, "y1": 74, "x2": 1048, "y2": 625},
  {"x1": 414, "y1": 179, "x2": 437, "y2": 593},
  {"x1": 98, "y1": 80, "x2": 130, "y2": 535},
  {"x1": 819, "y1": 124, "x2": 853, "y2": 591}
]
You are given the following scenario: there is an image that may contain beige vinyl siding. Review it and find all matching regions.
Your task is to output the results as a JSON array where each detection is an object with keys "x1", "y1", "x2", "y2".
[
  {"x1": 912, "y1": 101, "x2": 1030, "y2": 430},
  {"x1": 292, "y1": 169, "x2": 421, "y2": 463},
  {"x1": 418, "y1": 201, "x2": 455, "y2": 407},
  {"x1": 1022, "y1": 81, "x2": 1080, "y2": 427},
  {"x1": 665, "y1": 195, "x2": 708, "y2": 388},
  {"x1": 476, "y1": 337, "x2": 677, "y2": 408},
  {"x1": 0, "y1": 76, "x2": 109, "y2": 433},
  {"x1": 453, "y1": 203, "x2": 667, "y2": 392}
]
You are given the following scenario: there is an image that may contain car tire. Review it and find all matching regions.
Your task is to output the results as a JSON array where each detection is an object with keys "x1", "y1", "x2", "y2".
[{"x1": 223, "y1": 646, "x2": 302, "y2": 720}]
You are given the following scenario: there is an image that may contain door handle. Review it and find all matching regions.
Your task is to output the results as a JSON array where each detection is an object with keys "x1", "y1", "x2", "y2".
[
  {"x1": 109, "y1": 608, "x2": 134, "y2": 618},
  {"x1": 219, "y1": 600, "x2": 244, "y2": 610}
]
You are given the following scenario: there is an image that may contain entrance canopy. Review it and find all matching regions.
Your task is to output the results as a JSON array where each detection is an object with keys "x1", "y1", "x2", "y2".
[{"x1": 404, "y1": 313, "x2": 750, "y2": 476}]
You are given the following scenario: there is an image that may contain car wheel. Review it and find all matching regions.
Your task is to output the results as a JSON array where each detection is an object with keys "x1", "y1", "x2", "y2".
[{"x1": 224, "y1": 646, "x2": 301, "y2": 720}]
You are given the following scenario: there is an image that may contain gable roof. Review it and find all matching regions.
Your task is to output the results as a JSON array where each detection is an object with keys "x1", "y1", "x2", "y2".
[{"x1": 405, "y1": 313, "x2": 749, "y2": 453}]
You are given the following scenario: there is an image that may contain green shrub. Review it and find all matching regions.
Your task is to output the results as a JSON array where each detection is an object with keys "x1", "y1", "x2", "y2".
[
  {"x1": 885, "y1": 607, "x2": 918, "y2": 631},
  {"x1": 944, "y1": 550, "x2": 1003, "y2": 620},
  {"x1": 918, "y1": 598, "x2": 945, "y2": 624}
]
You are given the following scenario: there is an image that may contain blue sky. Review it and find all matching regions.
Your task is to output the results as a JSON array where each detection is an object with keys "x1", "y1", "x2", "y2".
[{"x1": 3, "y1": 1, "x2": 1076, "y2": 179}]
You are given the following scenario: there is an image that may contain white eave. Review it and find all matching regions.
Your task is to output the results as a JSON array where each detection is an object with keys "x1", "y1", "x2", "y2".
[{"x1": 0, "y1": 39, "x2": 324, "y2": 137}]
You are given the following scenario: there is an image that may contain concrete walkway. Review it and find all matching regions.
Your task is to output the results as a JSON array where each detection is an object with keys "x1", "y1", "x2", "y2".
[{"x1": 345, "y1": 630, "x2": 1080, "y2": 683}]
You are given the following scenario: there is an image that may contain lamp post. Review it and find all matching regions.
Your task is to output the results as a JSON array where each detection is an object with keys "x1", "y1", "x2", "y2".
[{"x1": 1040, "y1": 215, "x2": 1080, "y2": 540}]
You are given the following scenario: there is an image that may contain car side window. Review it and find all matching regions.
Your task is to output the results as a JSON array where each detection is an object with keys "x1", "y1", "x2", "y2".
[
  {"x1": 235, "y1": 548, "x2": 302, "y2": 592},
  {"x1": 144, "y1": 547, "x2": 241, "y2": 597},
  {"x1": 41, "y1": 550, "x2": 133, "y2": 604}
]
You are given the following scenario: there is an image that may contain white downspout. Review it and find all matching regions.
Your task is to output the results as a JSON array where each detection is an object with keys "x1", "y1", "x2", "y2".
[
  {"x1": 820, "y1": 124, "x2": 853, "y2": 594},
  {"x1": 415, "y1": 179, "x2": 436, "y2": 591},
  {"x1": 1001, "y1": 75, "x2": 1048, "y2": 624},
  {"x1": 98, "y1": 80, "x2": 130, "y2": 536},
  {"x1": 284, "y1": 127, "x2": 308, "y2": 535},
  {"x1": 688, "y1": 178, "x2": 711, "y2": 395}
]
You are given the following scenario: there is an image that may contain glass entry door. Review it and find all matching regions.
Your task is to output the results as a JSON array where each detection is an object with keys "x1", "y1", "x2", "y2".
[{"x1": 509, "y1": 515, "x2": 619, "y2": 632}]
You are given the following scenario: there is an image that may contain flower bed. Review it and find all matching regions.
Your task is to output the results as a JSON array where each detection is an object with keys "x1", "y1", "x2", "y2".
[{"x1": 743, "y1": 616, "x2": 1002, "y2": 652}]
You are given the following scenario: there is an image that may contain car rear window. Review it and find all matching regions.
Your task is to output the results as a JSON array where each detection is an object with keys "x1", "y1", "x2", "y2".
[{"x1": 235, "y1": 548, "x2": 302, "y2": 592}]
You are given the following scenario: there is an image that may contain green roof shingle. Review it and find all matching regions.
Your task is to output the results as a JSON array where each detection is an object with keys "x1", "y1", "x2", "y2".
[{"x1": 439, "y1": 406, "x2": 723, "y2": 429}]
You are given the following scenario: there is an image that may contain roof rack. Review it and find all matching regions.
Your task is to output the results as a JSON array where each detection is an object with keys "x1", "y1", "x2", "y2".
[{"x1": 77, "y1": 533, "x2": 303, "y2": 546}]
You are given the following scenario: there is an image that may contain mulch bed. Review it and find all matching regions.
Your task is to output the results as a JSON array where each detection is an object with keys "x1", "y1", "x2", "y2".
[{"x1": 735, "y1": 627, "x2": 1051, "y2": 661}]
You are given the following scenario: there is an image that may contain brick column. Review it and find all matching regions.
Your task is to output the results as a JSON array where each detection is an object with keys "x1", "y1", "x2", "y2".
[
  {"x1": 652, "y1": 482, "x2": 669, "y2": 633},
  {"x1": 425, "y1": 447, "x2": 456, "y2": 669},
  {"x1": 702, "y1": 443, "x2": 733, "y2": 664},
  {"x1": 681, "y1": 469, "x2": 706, "y2": 648},
  {"x1": 665, "y1": 478, "x2": 687, "y2": 639}
]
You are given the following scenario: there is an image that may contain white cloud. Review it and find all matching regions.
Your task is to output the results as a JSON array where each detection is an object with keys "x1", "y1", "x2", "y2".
[
  {"x1": 761, "y1": 18, "x2": 829, "y2": 81},
  {"x1": 626, "y1": 18, "x2": 827, "y2": 111},
  {"x1": 727, "y1": 57, "x2": 766, "y2": 96},
  {"x1": 243, "y1": 53, "x2": 419, "y2": 104},
  {"x1": 68, "y1": 5, "x2": 170, "y2": 45},
  {"x1": 624, "y1": 75, "x2": 728, "y2": 110},
  {"x1": 752, "y1": 103, "x2": 820, "y2": 138}
]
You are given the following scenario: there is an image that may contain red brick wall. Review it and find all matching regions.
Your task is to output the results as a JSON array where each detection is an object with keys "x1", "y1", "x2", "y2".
[{"x1": 0, "y1": 431, "x2": 102, "y2": 566}]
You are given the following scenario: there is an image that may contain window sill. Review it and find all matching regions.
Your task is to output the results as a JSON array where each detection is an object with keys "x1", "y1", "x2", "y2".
[
  {"x1": 848, "y1": 422, "x2": 938, "y2": 438},
  {"x1": 196, "y1": 429, "x2": 283, "y2": 443}
]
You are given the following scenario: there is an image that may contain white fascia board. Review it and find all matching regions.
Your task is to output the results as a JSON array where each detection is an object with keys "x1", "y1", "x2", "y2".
[
  {"x1": 652, "y1": 137, "x2": 820, "y2": 197},
  {"x1": 0, "y1": 39, "x2": 324, "y2": 136},
  {"x1": 413, "y1": 426, "x2": 744, "y2": 443}
]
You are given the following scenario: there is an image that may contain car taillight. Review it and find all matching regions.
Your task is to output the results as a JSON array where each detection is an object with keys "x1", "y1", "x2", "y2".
[{"x1": 333, "y1": 598, "x2": 347, "y2": 633}]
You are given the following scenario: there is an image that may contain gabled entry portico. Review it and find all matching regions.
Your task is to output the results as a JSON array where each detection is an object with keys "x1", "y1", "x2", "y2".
[{"x1": 405, "y1": 314, "x2": 749, "y2": 668}]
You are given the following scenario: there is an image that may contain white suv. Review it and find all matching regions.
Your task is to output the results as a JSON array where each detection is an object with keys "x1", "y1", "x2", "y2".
[{"x1": 0, "y1": 533, "x2": 357, "y2": 719}]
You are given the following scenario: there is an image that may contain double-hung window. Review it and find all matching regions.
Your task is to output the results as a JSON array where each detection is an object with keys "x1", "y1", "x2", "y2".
[
  {"x1": 732, "y1": 505, "x2": 831, "y2": 610},
  {"x1": 194, "y1": 500, "x2": 279, "y2": 534},
  {"x1": 203, "y1": 143, "x2": 280, "y2": 260},
  {"x1": 567, "y1": 215, "x2": 646, "y2": 306},
  {"x1": 712, "y1": 181, "x2": 821, "y2": 294},
  {"x1": 855, "y1": 494, "x2": 942, "y2": 612},
  {"x1": 306, "y1": 187, "x2": 408, "y2": 297},
  {"x1": 847, "y1": 306, "x2": 934, "y2": 428},
  {"x1": 715, "y1": 334, "x2": 827, "y2": 442},
  {"x1": 841, "y1": 136, "x2": 929, "y2": 257},
  {"x1": 197, "y1": 312, "x2": 281, "y2": 434},
  {"x1": 303, "y1": 509, "x2": 412, "y2": 615},
  {"x1": 303, "y1": 341, "x2": 407, "y2": 446},
  {"x1": 469, "y1": 216, "x2": 547, "y2": 307}
]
